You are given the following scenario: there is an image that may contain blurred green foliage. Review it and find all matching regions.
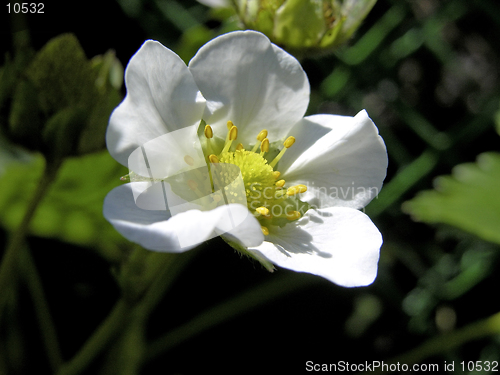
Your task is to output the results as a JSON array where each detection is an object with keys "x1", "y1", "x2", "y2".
[
  {"x1": 1, "y1": 33, "x2": 123, "y2": 163},
  {"x1": 404, "y1": 152, "x2": 500, "y2": 246},
  {"x1": 1, "y1": 0, "x2": 500, "y2": 374}
]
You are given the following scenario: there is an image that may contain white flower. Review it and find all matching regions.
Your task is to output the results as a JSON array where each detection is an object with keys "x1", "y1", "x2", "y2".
[{"x1": 104, "y1": 31, "x2": 388, "y2": 287}]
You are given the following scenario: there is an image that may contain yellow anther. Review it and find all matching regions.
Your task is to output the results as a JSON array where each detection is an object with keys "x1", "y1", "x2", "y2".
[
  {"x1": 275, "y1": 179, "x2": 285, "y2": 188},
  {"x1": 236, "y1": 143, "x2": 244, "y2": 151},
  {"x1": 184, "y1": 155, "x2": 194, "y2": 166},
  {"x1": 222, "y1": 125, "x2": 238, "y2": 153},
  {"x1": 204, "y1": 124, "x2": 213, "y2": 139},
  {"x1": 256, "y1": 129, "x2": 268, "y2": 141},
  {"x1": 296, "y1": 184, "x2": 307, "y2": 193},
  {"x1": 187, "y1": 180, "x2": 198, "y2": 191},
  {"x1": 269, "y1": 135, "x2": 296, "y2": 169},
  {"x1": 272, "y1": 171, "x2": 281, "y2": 179},
  {"x1": 286, "y1": 211, "x2": 301, "y2": 221},
  {"x1": 284, "y1": 136, "x2": 295, "y2": 148},
  {"x1": 255, "y1": 206, "x2": 270, "y2": 216},
  {"x1": 228, "y1": 125, "x2": 238, "y2": 141},
  {"x1": 261, "y1": 226, "x2": 269, "y2": 236},
  {"x1": 286, "y1": 184, "x2": 307, "y2": 196},
  {"x1": 227, "y1": 120, "x2": 234, "y2": 130},
  {"x1": 209, "y1": 154, "x2": 219, "y2": 163},
  {"x1": 260, "y1": 138, "x2": 269, "y2": 154}
]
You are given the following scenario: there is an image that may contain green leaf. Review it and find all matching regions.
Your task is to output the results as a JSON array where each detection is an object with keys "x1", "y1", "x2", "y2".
[
  {"x1": 403, "y1": 152, "x2": 500, "y2": 245},
  {"x1": 7, "y1": 78, "x2": 43, "y2": 148},
  {"x1": 42, "y1": 106, "x2": 87, "y2": 162},
  {"x1": 25, "y1": 33, "x2": 95, "y2": 115},
  {"x1": 0, "y1": 151, "x2": 128, "y2": 261}
]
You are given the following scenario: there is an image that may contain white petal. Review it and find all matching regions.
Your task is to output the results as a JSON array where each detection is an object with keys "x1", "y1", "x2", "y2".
[
  {"x1": 248, "y1": 207, "x2": 382, "y2": 287},
  {"x1": 280, "y1": 110, "x2": 388, "y2": 209},
  {"x1": 216, "y1": 205, "x2": 265, "y2": 248},
  {"x1": 188, "y1": 31, "x2": 310, "y2": 145},
  {"x1": 104, "y1": 184, "x2": 261, "y2": 251},
  {"x1": 107, "y1": 40, "x2": 206, "y2": 167}
]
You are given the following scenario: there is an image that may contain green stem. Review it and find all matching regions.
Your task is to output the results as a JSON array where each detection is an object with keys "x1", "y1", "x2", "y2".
[
  {"x1": 362, "y1": 310, "x2": 500, "y2": 375},
  {"x1": 55, "y1": 249, "x2": 197, "y2": 375},
  {"x1": 145, "y1": 272, "x2": 318, "y2": 361},
  {"x1": 0, "y1": 161, "x2": 61, "y2": 314},
  {"x1": 18, "y1": 244, "x2": 63, "y2": 371},
  {"x1": 55, "y1": 299, "x2": 130, "y2": 375}
]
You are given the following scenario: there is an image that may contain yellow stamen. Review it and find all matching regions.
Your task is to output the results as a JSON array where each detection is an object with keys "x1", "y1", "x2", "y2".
[
  {"x1": 286, "y1": 184, "x2": 307, "y2": 196},
  {"x1": 269, "y1": 136, "x2": 295, "y2": 169},
  {"x1": 236, "y1": 143, "x2": 244, "y2": 151},
  {"x1": 286, "y1": 211, "x2": 301, "y2": 221},
  {"x1": 209, "y1": 154, "x2": 219, "y2": 163},
  {"x1": 275, "y1": 179, "x2": 285, "y2": 188},
  {"x1": 204, "y1": 124, "x2": 213, "y2": 155},
  {"x1": 224, "y1": 121, "x2": 234, "y2": 143},
  {"x1": 260, "y1": 138, "x2": 269, "y2": 156},
  {"x1": 272, "y1": 171, "x2": 281, "y2": 179},
  {"x1": 222, "y1": 125, "x2": 238, "y2": 153},
  {"x1": 261, "y1": 226, "x2": 269, "y2": 236},
  {"x1": 204, "y1": 124, "x2": 213, "y2": 139},
  {"x1": 252, "y1": 129, "x2": 268, "y2": 152},
  {"x1": 184, "y1": 155, "x2": 194, "y2": 166},
  {"x1": 255, "y1": 206, "x2": 270, "y2": 216},
  {"x1": 257, "y1": 129, "x2": 268, "y2": 141},
  {"x1": 229, "y1": 125, "x2": 238, "y2": 140},
  {"x1": 284, "y1": 136, "x2": 295, "y2": 148}
]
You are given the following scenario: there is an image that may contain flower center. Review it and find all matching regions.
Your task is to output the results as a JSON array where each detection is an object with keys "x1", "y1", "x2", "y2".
[{"x1": 203, "y1": 121, "x2": 310, "y2": 235}]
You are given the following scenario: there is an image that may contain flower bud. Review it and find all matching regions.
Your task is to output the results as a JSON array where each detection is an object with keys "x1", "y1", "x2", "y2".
[{"x1": 232, "y1": 0, "x2": 377, "y2": 54}]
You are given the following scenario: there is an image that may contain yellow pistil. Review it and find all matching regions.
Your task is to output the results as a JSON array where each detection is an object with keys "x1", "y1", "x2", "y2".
[
  {"x1": 255, "y1": 206, "x2": 270, "y2": 216},
  {"x1": 275, "y1": 179, "x2": 285, "y2": 188},
  {"x1": 209, "y1": 154, "x2": 219, "y2": 163},
  {"x1": 269, "y1": 136, "x2": 295, "y2": 169},
  {"x1": 260, "y1": 138, "x2": 269, "y2": 156},
  {"x1": 261, "y1": 226, "x2": 269, "y2": 236},
  {"x1": 286, "y1": 211, "x2": 301, "y2": 221},
  {"x1": 286, "y1": 184, "x2": 307, "y2": 196}
]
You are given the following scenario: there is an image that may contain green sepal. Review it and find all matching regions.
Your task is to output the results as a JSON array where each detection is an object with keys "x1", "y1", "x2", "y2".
[{"x1": 222, "y1": 235, "x2": 275, "y2": 273}]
